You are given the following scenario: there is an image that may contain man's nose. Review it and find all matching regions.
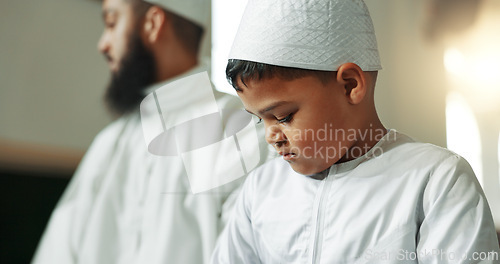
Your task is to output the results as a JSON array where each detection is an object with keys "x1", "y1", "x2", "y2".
[{"x1": 97, "y1": 31, "x2": 109, "y2": 54}]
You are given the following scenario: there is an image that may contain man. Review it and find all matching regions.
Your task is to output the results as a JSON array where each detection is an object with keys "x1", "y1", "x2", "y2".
[{"x1": 32, "y1": 0, "x2": 268, "y2": 263}]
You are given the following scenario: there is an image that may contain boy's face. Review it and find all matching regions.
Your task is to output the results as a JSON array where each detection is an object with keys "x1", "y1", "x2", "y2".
[{"x1": 237, "y1": 75, "x2": 355, "y2": 175}]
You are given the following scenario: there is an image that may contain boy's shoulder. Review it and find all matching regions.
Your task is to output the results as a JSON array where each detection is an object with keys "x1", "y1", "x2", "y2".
[
  {"x1": 364, "y1": 130, "x2": 475, "y2": 187},
  {"x1": 385, "y1": 130, "x2": 465, "y2": 166}
]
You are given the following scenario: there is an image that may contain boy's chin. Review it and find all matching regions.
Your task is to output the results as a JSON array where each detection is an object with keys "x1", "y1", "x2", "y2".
[{"x1": 289, "y1": 162, "x2": 330, "y2": 177}]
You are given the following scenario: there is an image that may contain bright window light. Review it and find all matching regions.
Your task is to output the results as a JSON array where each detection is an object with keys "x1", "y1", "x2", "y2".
[
  {"x1": 446, "y1": 91, "x2": 483, "y2": 186},
  {"x1": 444, "y1": 48, "x2": 466, "y2": 77},
  {"x1": 212, "y1": 0, "x2": 248, "y2": 95},
  {"x1": 471, "y1": 55, "x2": 500, "y2": 84}
]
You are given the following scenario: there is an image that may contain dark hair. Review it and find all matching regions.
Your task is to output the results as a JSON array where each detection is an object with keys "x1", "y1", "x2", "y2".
[{"x1": 226, "y1": 59, "x2": 336, "y2": 91}]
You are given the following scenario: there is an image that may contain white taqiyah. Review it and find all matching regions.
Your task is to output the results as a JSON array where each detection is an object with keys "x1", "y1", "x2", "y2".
[{"x1": 229, "y1": 0, "x2": 382, "y2": 71}]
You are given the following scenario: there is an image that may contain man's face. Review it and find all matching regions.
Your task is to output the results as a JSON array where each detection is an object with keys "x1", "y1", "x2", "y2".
[
  {"x1": 237, "y1": 76, "x2": 355, "y2": 176},
  {"x1": 98, "y1": 0, "x2": 156, "y2": 115},
  {"x1": 98, "y1": 0, "x2": 135, "y2": 74}
]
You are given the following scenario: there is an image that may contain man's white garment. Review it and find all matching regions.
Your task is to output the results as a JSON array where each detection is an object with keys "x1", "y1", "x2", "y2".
[
  {"x1": 212, "y1": 130, "x2": 500, "y2": 263},
  {"x1": 32, "y1": 66, "x2": 269, "y2": 264}
]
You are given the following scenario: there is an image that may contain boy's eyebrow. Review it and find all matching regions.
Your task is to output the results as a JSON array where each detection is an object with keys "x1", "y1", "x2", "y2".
[
  {"x1": 261, "y1": 101, "x2": 290, "y2": 114},
  {"x1": 245, "y1": 101, "x2": 291, "y2": 116}
]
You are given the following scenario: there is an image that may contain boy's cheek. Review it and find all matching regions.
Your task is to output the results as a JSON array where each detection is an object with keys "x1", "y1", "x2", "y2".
[{"x1": 294, "y1": 141, "x2": 319, "y2": 159}]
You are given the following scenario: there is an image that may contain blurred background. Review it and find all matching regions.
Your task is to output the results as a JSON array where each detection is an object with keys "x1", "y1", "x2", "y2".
[{"x1": 1, "y1": 0, "x2": 499, "y2": 263}]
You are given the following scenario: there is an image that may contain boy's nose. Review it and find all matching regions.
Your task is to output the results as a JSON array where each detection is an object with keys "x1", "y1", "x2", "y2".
[{"x1": 265, "y1": 124, "x2": 286, "y2": 146}]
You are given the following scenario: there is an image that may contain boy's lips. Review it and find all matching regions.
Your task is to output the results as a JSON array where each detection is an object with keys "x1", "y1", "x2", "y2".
[{"x1": 278, "y1": 151, "x2": 297, "y2": 161}]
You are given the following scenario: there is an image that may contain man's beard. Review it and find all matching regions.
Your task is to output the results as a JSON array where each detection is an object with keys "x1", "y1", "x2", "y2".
[{"x1": 104, "y1": 33, "x2": 156, "y2": 116}]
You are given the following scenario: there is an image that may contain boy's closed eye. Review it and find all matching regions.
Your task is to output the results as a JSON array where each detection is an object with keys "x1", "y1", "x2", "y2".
[
  {"x1": 277, "y1": 113, "x2": 294, "y2": 124},
  {"x1": 253, "y1": 113, "x2": 295, "y2": 125}
]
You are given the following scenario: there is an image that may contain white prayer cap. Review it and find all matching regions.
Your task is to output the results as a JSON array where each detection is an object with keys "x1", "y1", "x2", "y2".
[
  {"x1": 229, "y1": 0, "x2": 382, "y2": 71},
  {"x1": 144, "y1": 0, "x2": 209, "y2": 28}
]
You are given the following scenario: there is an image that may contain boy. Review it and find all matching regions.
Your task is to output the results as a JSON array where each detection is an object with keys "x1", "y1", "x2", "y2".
[{"x1": 211, "y1": 0, "x2": 500, "y2": 263}]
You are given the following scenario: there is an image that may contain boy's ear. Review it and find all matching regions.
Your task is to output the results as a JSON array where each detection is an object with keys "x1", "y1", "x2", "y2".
[
  {"x1": 142, "y1": 6, "x2": 167, "y2": 44},
  {"x1": 336, "y1": 63, "x2": 367, "y2": 105}
]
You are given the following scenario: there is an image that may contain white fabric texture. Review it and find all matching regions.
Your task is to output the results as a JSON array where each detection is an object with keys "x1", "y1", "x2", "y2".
[
  {"x1": 229, "y1": 0, "x2": 382, "y2": 71},
  {"x1": 140, "y1": 71, "x2": 265, "y2": 193},
  {"x1": 144, "y1": 0, "x2": 209, "y2": 27},
  {"x1": 211, "y1": 130, "x2": 500, "y2": 264},
  {"x1": 32, "y1": 65, "x2": 270, "y2": 264}
]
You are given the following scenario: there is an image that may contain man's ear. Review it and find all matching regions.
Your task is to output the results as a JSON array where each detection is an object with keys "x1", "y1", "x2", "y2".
[
  {"x1": 142, "y1": 6, "x2": 167, "y2": 44},
  {"x1": 336, "y1": 63, "x2": 367, "y2": 105}
]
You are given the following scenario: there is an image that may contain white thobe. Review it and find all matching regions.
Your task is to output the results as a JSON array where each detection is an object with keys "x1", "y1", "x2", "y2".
[
  {"x1": 32, "y1": 65, "x2": 270, "y2": 264},
  {"x1": 212, "y1": 130, "x2": 500, "y2": 263}
]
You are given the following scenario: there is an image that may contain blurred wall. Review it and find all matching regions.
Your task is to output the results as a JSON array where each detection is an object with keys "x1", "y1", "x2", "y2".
[
  {"x1": 366, "y1": 0, "x2": 447, "y2": 147},
  {"x1": 0, "y1": 2, "x2": 109, "y2": 262},
  {"x1": 0, "y1": 0, "x2": 111, "y2": 152}
]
